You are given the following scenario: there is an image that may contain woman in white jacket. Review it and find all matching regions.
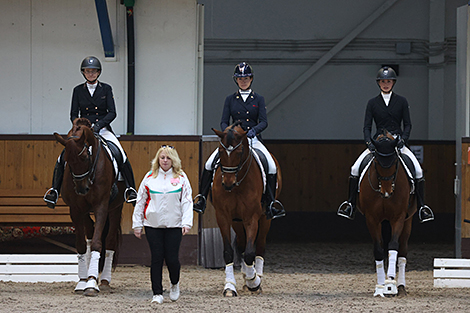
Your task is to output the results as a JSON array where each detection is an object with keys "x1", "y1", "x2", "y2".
[{"x1": 132, "y1": 145, "x2": 193, "y2": 304}]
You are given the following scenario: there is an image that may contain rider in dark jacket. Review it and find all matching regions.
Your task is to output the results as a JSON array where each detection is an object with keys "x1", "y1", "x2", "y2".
[
  {"x1": 44, "y1": 56, "x2": 137, "y2": 208},
  {"x1": 337, "y1": 66, "x2": 434, "y2": 223},
  {"x1": 193, "y1": 62, "x2": 285, "y2": 220}
]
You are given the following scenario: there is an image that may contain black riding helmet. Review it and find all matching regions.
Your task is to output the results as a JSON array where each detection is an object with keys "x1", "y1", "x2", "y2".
[
  {"x1": 233, "y1": 62, "x2": 254, "y2": 88},
  {"x1": 81, "y1": 56, "x2": 102, "y2": 83},
  {"x1": 376, "y1": 66, "x2": 397, "y2": 91}
]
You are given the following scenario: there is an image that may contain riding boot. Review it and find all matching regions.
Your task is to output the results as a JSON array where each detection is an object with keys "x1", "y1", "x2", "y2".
[
  {"x1": 416, "y1": 178, "x2": 434, "y2": 223},
  {"x1": 337, "y1": 175, "x2": 359, "y2": 220},
  {"x1": 265, "y1": 174, "x2": 286, "y2": 220},
  {"x1": 120, "y1": 159, "x2": 138, "y2": 206},
  {"x1": 43, "y1": 153, "x2": 65, "y2": 209},
  {"x1": 193, "y1": 169, "x2": 213, "y2": 214}
]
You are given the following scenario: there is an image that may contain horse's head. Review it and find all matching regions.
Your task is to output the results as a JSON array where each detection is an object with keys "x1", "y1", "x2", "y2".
[
  {"x1": 371, "y1": 129, "x2": 399, "y2": 198},
  {"x1": 54, "y1": 118, "x2": 97, "y2": 195},
  {"x1": 372, "y1": 129, "x2": 398, "y2": 169},
  {"x1": 212, "y1": 122, "x2": 249, "y2": 191}
]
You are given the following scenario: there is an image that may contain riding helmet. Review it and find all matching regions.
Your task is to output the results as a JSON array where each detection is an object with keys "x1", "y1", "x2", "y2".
[
  {"x1": 376, "y1": 66, "x2": 397, "y2": 81},
  {"x1": 233, "y1": 62, "x2": 254, "y2": 87},
  {"x1": 81, "y1": 56, "x2": 102, "y2": 72}
]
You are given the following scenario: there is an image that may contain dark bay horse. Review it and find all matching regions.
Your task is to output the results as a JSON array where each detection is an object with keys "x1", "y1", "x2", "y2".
[
  {"x1": 358, "y1": 130, "x2": 416, "y2": 297},
  {"x1": 211, "y1": 123, "x2": 282, "y2": 297},
  {"x1": 54, "y1": 118, "x2": 124, "y2": 296}
]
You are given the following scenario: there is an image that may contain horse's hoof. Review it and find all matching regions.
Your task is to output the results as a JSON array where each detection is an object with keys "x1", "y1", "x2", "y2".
[
  {"x1": 83, "y1": 288, "x2": 99, "y2": 297},
  {"x1": 247, "y1": 284, "x2": 261, "y2": 292},
  {"x1": 397, "y1": 285, "x2": 407, "y2": 297},
  {"x1": 223, "y1": 289, "x2": 238, "y2": 297},
  {"x1": 99, "y1": 280, "x2": 111, "y2": 292}
]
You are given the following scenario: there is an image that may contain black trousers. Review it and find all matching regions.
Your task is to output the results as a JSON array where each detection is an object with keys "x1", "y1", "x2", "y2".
[{"x1": 144, "y1": 226, "x2": 182, "y2": 295}]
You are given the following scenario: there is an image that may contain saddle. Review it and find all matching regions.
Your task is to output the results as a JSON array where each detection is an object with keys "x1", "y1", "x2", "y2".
[{"x1": 96, "y1": 135, "x2": 123, "y2": 203}]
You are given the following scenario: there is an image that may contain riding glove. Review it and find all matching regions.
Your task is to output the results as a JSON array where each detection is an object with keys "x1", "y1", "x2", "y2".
[
  {"x1": 366, "y1": 141, "x2": 375, "y2": 152},
  {"x1": 397, "y1": 138, "x2": 405, "y2": 149},
  {"x1": 247, "y1": 129, "x2": 256, "y2": 138}
]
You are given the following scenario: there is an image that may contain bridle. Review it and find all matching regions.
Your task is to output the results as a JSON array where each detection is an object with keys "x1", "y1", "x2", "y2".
[
  {"x1": 368, "y1": 146, "x2": 399, "y2": 198},
  {"x1": 68, "y1": 134, "x2": 101, "y2": 188},
  {"x1": 219, "y1": 136, "x2": 253, "y2": 187}
]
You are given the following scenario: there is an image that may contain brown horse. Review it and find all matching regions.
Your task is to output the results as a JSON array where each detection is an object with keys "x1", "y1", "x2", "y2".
[
  {"x1": 358, "y1": 129, "x2": 416, "y2": 297},
  {"x1": 54, "y1": 118, "x2": 124, "y2": 296},
  {"x1": 211, "y1": 122, "x2": 281, "y2": 297}
]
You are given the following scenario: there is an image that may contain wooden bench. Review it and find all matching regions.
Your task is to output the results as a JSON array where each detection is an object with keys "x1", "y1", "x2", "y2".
[
  {"x1": 434, "y1": 258, "x2": 470, "y2": 288},
  {"x1": 0, "y1": 254, "x2": 78, "y2": 282},
  {"x1": 0, "y1": 189, "x2": 72, "y2": 226}
]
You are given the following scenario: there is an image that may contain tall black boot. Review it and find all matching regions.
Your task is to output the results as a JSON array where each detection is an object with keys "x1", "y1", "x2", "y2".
[
  {"x1": 193, "y1": 169, "x2": 213, "y2": 214},
  {"x1": 43, "y1": 151, "x2": 65, "y2": 209},
  {"x1": 416, "y1": 178, "x2": 434, "y2": 223},
  {"x1": 120, "y1": 159, "x2": 137, "y2": 206},
  {"x1": 265, "y1": 174, "x2": 286, "y2": 220},
  {"x1": 337, "y1": 175, "x2": 359, "y2": 220}
]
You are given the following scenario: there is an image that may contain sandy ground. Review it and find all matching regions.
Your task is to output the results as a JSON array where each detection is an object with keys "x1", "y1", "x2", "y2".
[{"x1": 1, "y1": 242, "x2": 469, "y2": 313}]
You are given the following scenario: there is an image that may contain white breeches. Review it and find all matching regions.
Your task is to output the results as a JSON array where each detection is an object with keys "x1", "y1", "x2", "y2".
[
  {"x1": 98, "y1": 128, "x2": 127, "y2": 162},
  {"x1": 351, "y1": 146, "x2": 422, "y2": 178},
  {"x1": 205, "y1": 137, "x2": 276, "y2": 174}
]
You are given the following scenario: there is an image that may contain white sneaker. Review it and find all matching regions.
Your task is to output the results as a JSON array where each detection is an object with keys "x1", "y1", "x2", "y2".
[
  {"x1": 169, "y1": 283, "x2": 180, "y2": 301},
  {"x1": 151, "y1": 294, "x2": 163, "y2": 304}
]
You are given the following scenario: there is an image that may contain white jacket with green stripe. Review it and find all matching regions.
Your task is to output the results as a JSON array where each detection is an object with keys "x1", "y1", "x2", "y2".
[{"x1": 132, "y1": 168, "x2": 193, "y2": 230}]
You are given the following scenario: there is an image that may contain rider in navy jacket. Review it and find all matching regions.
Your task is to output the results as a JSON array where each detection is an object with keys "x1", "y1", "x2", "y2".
[
  {"x1": 44, "y1": 56, "x2": 137, "y2": 209},
  {"x1": 337, "y1": 66, "x2": 434, "y2": 223},
  {"x1": 193, "y1": 62, "x2": 285, "y2": 220}
]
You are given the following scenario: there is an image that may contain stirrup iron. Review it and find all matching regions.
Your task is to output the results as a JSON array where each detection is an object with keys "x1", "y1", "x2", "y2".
[{"x1": 124, "y1": 187, "x2": 137, "y2": 203}]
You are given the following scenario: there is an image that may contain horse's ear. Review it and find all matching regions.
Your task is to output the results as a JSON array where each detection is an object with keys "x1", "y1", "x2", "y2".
[
  {"x1": 212, "y1": 128, "x2": 224, "y2": 138},
  {"x1": 54, "y1": 132, "x2": 67, "y2": 146}
]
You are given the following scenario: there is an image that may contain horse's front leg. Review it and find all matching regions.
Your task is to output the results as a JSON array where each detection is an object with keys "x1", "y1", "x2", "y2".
[
  {"x1": 216, "y1": 213, "x2": 237, "y2": 297},
  {"x1": 396, "y1": 217, "x2": 413, "y2": 297},
  {"x1": 84, "y1": 203, "x2": 108, "y2": 297},
  {"x1": 100, "y1": 205, "x2": 123, "y2": 291},
  {"x1": 69, "y1": 208, "x2": 89, "y2": 293},
  {"x1": 365, "y1": 217, "x2": 386, "y2": 297},
  {"x1": 383, "y1": 217, "x2": 406, "y2": 297},
  {"x1": 242, "y1": 218, "x2": 262, "y2": 292}
]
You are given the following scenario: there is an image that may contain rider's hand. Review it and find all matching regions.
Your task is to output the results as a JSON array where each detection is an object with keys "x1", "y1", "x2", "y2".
[
  {"x1": 397, "y1": 138, "x2": 405, "y2": 149},
  {"x1": 247, "y1": 129, "x2": 256, "y2": 138},
  {"x1": 133, "y1": 228, "x2": 142, "y2": 239},
  {"x1": 92, "y1": 124, "x2": 101, "y2": 133},
  {"x1": 367, "y1": 141, "x2": 375, "y2": 152}
]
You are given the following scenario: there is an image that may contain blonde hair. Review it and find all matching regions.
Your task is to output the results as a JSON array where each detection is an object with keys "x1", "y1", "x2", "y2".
[{"x1": 150, "y1": 146, "x2": 182, "y2": 178}]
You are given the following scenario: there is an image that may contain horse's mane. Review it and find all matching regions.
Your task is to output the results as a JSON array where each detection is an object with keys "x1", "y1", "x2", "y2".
[{"x1": 226, "y1": 122, "x2": 245, "y2": 146}]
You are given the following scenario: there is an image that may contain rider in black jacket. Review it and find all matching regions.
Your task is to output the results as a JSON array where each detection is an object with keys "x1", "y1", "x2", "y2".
[{"x1": 337, "y1": 66, "x2": 434, "y2": 223}]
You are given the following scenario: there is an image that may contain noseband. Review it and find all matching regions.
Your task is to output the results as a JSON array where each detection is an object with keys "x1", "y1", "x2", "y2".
[{"x1": 219, "y1": 138, "x2": 253, "y2": 187}]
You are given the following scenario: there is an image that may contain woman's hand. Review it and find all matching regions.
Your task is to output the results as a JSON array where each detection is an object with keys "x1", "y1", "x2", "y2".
[
  {"x1": 182, "y1": 227, "x2": 190, "y2": 236},
  {"x1": 134, "y1": 228, "x2": 142, "y2": 239}
]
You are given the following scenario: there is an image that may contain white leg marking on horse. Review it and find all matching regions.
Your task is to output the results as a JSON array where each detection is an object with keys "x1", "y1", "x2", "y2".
[
  {"x1": 255, "y1": 256, "x2": 264, "y2": 277},
  {"x1": 373, "y1": 285, "x2": 385, "y2": 297},
  {"x1": 375, "y1": 260, "x2": 385, "y2": 286},
  {"x1": 100, "y1": 250, "x2": 114, "y2": 283},
  {"x1": 87, "y1": 251, "x2": 101, "y2": 280},
  {"x1": 77, "y1": 254, "x2": 88, "y2": 280},
  {"x1": 386, "y1": 250, "x2": 398, "y2": 280},
  {"x1": 397, "y1": 257, "x2": 407, "y2": 287}
]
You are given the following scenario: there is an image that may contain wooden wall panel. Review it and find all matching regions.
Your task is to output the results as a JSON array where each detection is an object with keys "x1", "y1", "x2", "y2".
[{"x1": 266, "y1": 141, "x2": 455, "y2": 215}]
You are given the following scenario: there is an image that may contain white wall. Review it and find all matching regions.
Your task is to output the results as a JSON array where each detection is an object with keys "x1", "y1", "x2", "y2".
[{"x1": 0, "y1": 0, "x2": 200, "y2": 136}]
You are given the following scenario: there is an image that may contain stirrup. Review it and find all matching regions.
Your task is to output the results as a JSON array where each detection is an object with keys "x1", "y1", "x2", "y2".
[
  {"x1": 43, "y1": 188, "x2": 58, "y2": 209},
  {"x1": 124, "y1": 187, "x2": 137, "y2": 203},
  {"x1": 193, "y1": 194, "x2": 206, "y2": 214},
  {"x1": 267, "y1": 200, "x2": 286, "y2": 220},
  {"x1": 337, "y1": 201, "x2": 355, "y2": 220},
  {"x1": 418, "y1": 205, "x2": 434, "y2": 223}
]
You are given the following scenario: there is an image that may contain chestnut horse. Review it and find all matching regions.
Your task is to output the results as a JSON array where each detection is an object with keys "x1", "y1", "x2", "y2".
[
  {"x1": 211, "y1": 122, "x2": 282, "y2": 297},
  {"x1": 358, "y1": 129, "x2": 416, "y2": 297},
  {"x1": 54, "y1": 118, "x2": 124, "y2": 296}
]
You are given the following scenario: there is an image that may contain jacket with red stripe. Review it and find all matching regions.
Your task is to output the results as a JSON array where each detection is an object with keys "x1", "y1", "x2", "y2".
[{"x1": 132, "y1": 168, "x2": 193, "y2": 230}]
